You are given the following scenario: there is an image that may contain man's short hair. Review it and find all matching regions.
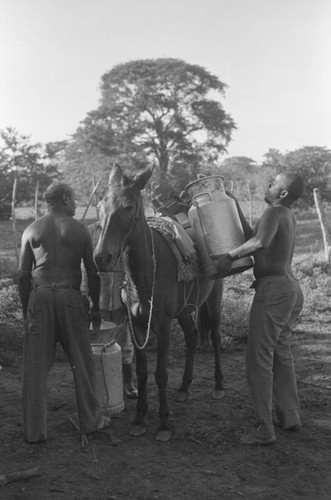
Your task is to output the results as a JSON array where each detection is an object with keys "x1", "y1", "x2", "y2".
[
  {"x1": 45, "y1": 182, "x2": 74, "y2": 204},
  {"x1": 281, "y1": 172, "x2": 305, "y2": 202}
]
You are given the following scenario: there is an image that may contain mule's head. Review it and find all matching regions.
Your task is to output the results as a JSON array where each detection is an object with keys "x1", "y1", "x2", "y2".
[{"x1": 94, "y1": 163, "x2": 153, "y2": 272}]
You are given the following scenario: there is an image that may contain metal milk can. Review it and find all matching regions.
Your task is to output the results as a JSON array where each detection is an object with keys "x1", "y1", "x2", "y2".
[
  {"x1": 185, "y1": 175, "x2": 254, "y2": 278},
  {"x1": 91, "y1": 321, "x2": 125, "y2": 415}
]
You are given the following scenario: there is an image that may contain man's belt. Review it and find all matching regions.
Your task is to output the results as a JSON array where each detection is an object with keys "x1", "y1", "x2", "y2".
[{"x1": 32, "y1": 283, "x2": 80, "y2": 291}]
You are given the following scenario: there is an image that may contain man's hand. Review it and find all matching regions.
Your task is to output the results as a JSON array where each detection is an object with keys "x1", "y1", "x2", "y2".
[
  {"x1": 89, "y1": 307, "x2": 102, "y2": 334},
  {"x1": 81, "y1": 295, "x2": 90, "y2": 315},
  {"x1": 212, "y1": 253, "x2": 233, "y2": 275}
]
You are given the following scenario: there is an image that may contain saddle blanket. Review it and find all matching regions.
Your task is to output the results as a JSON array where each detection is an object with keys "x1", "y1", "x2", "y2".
[{"x1": 147, "y1": 216, "x2": 198, "y2": 282}]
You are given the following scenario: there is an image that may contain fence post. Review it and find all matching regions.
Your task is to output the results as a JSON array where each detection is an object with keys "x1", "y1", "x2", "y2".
[
  {"x1": 313, "y1": 188, "x2": 331, "y2": 266},
  {"x1": 11, "y1": 177, "x2": 19, "y2": 265},
  {"x1": 81, "y1": 178, "x2": 103, "y2": 221},
  {"x1": 246, "y1": 180, "x2": 252, "y2": 226},
  {"x1": 34, "y1": 181, "x2": 40, "y2": 220}
]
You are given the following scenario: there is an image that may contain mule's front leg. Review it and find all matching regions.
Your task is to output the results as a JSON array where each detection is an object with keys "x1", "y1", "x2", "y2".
[
  {"x1": 202, "y1": 280, "x2": 225, "y2": 400},
  {"x1": 129, "y1": 344, "x2": 148, "y2": 436},
  {"x1": 176, "y1": 314, "x2": 197, "y2": 402},
  {"x1": 155, "y1": 321, "x2": 171, "y2": 441},
  {"x1": 210, "y1": 327, "x2": 225, "y2": 399},
  {"x1": 207, "y1": 305, "x2": 225, "y2": 400}
]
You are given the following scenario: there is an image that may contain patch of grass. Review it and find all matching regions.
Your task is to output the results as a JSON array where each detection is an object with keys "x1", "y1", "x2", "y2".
[
  {"x1": 220, "y1": 272, "x2": 253, "y2": 344},
  {"x1": 0, "y1": 255, "x2": 19, "y2": 281},
  {"x1": 293, "y1": 251, "x2": 331, "y2": 314},
  {"x1": 0, "y1": 285, "x2": 24, "y2": 365},
  {"x1": 0, "y1": 210, "x2": 330, "y2": 355},
  {"x1": 0, "y1": 219, "x2": 33, "y2": 252},
  {"x1": 295, "y1": 206, "x2": 330, "y2": 256}
]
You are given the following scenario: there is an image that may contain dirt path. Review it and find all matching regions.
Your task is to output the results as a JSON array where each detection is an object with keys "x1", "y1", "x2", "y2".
[{"x1": 1, "y1": 307, "x2": 331, "y2": 500}]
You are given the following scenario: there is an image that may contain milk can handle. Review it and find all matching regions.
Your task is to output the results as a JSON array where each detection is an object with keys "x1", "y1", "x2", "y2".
[
  {"x1": 91, "y1": 342, "x2": 113, "y2": 348},
  {"x1": 192, "y1": 192, "x2": 212, "y2": 203},
  {"x1": 193, "y1": 200, "x2": 214, "y2": 257}
]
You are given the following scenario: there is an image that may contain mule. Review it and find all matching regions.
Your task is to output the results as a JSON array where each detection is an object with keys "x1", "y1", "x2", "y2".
[{"x1": 94, "y1": 164, "x2": 224, "y2": 441}]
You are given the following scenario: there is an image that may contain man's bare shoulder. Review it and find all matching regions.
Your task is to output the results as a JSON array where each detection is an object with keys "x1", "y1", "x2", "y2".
[
  {"x1": 71, "y1": 217, "x2": 91, "y2": 234},
  {"x1": 23, "y1": 215, "x2": 89, "y2": 238},
  {"x1": 258, "y1": 206, "x2": 294, "y2": 236},
  {"x1": 262, "y1": 205, "x2": 290, "y2": 219},
  {"x1": 22, "y1": 215, "x2": 50, "y2": 238}
]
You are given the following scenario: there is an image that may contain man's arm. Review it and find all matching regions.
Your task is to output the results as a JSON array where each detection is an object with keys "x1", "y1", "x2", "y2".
[
  {"x1": 82, "y1": 231, "x2": 101, "y2": 332},
  {"x1": 18, "y1": 231, "x2": 34, "y2": 318},
  {"x1": 226, "y1": 191, "x2": 254, "y2": 240},
  {"x1": 214, "y1": 207, "x2": 280, "y2": 270}
]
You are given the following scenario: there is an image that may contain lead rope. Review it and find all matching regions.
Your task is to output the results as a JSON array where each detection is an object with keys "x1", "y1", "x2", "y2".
[
  {"x1": 125, "y1": 226, "x2": 156, "y2": 350},
  {"x1": 175, "y1": 274, "x2": 201, "y2": 327}
]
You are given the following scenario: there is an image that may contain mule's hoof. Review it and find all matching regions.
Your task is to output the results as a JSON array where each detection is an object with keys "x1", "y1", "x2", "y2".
[
  {"x1": 175, "y1": 390, "x2": 190, "y2": 402},
  {"x1": 129, "y1": 424, "x2": 147, "y2": 437},
  {"x1": 156, "y1": 429, "x2": 171, "y2": 442},
  {"x1": 212, "y1": 389, "x2": 225, "y2": 400}
]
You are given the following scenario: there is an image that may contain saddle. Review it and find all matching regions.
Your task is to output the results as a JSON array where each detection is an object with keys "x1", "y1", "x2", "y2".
[{"x1": 147, "y1": 216, "x2": 199, "y2": 282}]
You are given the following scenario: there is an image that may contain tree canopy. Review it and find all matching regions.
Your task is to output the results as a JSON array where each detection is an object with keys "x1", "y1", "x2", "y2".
[
  {"x1": 262, "y1": 146, "x2": 331, "y2": 206},
  {"x1": 0, "y1": 128, "x2": 63, "y2": 206},
  {"x1": 64, "y1": 58, "x2": 236, "y2": 201}
]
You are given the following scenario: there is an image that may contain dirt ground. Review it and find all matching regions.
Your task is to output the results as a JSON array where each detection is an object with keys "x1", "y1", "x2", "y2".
[
  {"x1": 1, "y1": 288, "x2": 331, "y2": 500},
  {"x1": 1, "y1": 213, "x2": 331, "y2": 500}
]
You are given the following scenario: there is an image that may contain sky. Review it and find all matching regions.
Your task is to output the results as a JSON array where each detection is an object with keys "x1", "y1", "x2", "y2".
[{"x1": 0, "y1": 0, "x2": 330, "y2": 163}]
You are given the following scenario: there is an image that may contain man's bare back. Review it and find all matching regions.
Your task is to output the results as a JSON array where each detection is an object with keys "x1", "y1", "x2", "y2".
[
  {"x1": 22, "y1": 213, "x2": 92, "y2": 287},
  {"x1": 18, "y1": 183, "x2": 100, "y2": 327}
]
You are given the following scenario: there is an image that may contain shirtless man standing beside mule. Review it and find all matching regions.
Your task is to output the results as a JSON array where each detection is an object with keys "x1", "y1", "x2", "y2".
[
  {"x1": 18, "y1": 182, "x2": 109, "y2": 444},
  {"x1": 215, "y1": 172, "x2": 304, "y2": 445}
]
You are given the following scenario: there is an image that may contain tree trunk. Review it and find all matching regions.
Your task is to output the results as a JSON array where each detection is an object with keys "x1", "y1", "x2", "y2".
[
  {"x1": 11, "y1": 177, "x2": 19, "y2": 265},
  {"x1": 34, "y1": 181, "x2": 40, "y2": 220},
  {"x1": 246, "y1": 180, "x2": 252, "y2": 226},
  {"x1": 92, "y1": 175, "x2": 100, "y2": 209},
  {"x1": 313, "y1": 188, "x2": 331, "y2": 265},
  {"x1": 81, "y1": 178, "x2": 102, "y2": 221}
]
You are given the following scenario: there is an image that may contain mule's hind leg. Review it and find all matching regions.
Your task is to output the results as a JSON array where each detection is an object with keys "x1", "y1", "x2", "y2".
[{"x1": 176, "y1": 313, "x2": 198, "y2": 402}]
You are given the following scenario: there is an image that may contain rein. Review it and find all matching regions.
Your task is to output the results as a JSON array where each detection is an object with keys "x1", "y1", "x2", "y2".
[
  {"x1": 120, "y1": 197, "x2": 141, "y2": 252},
  {"x1": 121, "y1": 204, "x2": 156, "y2": 351}
]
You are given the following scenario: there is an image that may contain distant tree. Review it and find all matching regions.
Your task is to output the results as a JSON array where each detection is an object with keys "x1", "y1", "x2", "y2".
[
  {"x1": 63, "y1": 140, "x2": 112, "y2": 204},
  {"x1": 219, "y1": 156, "x2": 257, "y2": 178},
  {"x1": 45, "y1": 140, "x2": 67, "y2": 164},
  {"x1": 262, "y1": 146, "x2": 331, "y2": 207},
  {"x1": 65, "y1": 58, "x2": 235, "y2": 201},
  {"x1": 262, "y1": 148, "x2": 286, "y2": 171},
  {"x1": 283, "y1": 147, "x2": 331, "y2": 205},
  {"x1": 214, "y1": 156, "x2": 258, "y2": 198},
  {"x1": 0, "y1": 128, "x2": 62, "y2": 205}
]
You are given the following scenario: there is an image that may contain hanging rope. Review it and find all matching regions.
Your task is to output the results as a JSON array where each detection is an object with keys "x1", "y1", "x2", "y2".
[
  {"x1": 175, "y1": 275, "x2": 201, "y2": 328},
  {"x1": 124, "y1": 226, "x2": 156, "y2": 351}
]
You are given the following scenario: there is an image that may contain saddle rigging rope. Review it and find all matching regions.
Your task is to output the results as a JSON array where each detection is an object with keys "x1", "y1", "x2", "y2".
[{"x1": 122, "y1": 225, "x2": 156, "y2": 351}]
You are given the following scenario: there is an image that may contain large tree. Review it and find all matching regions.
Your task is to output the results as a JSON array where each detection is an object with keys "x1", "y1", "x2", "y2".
[{"x1": 65, "y1": 58, "x2": 235, "y2": 200}]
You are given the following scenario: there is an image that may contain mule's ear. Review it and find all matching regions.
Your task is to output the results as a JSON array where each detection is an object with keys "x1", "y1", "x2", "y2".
[
  {"x1": 108, "y1": 163, "x2": 123, "y2": 186},
  {"x1": 133, "y1": 165, "x2": 154, "y2": 190}
]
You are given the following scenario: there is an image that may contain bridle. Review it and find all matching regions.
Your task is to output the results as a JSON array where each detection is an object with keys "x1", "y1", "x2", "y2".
[{"x1": 98, "y1": 194, "x2": 141, "y2": 268}]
